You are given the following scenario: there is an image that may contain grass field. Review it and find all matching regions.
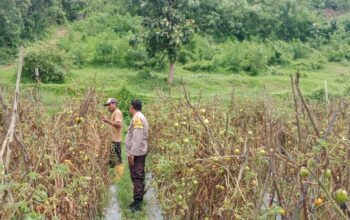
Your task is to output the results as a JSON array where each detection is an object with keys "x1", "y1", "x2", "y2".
[{"x1": 1, "y1": 60, "x2": 349, "y2": 101}]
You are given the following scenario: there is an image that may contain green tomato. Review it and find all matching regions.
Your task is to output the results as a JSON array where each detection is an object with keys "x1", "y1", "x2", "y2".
[
  {"x1": 299, "y1": 167, "x2": 310, "y2": 178},
  {"x1": 324, "y1": 169, "x2": 332, "y2": 178},
  {"x1": 335, "y1": 189, "x2": 348, "y2": 204}
]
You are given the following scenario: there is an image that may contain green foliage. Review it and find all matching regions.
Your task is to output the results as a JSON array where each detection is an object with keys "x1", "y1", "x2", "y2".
[
  {"x1": 327, "y1": 43, "x2": 350, "y2": 62},
  {"x1": 3, "y1": 0, "x2": 350, "y2": 78},
  {"x1": 308, "y1": 87, "x2": 340, "y2": 101},
  {"x1": 312, "y1": 0, "x2": 350, "y2": 10},
  {"x1": 0, "y1": 0, "x2": 22, "y2": 48},
  {"x1": 115, "y1": 85, "x2": 135, "y2": 120},
  {"x1": 212, "y1": 41, "x2": 272, "y2": 75},
  {"x1": 184, "y1": 60, "x2": 217, "y2": 72},
  {"x1": 92, "y1": 33, "x2": 148, "y2": 68},
  {"x1": 23, "y1": 44, "x2": 71, "y2": 83},
  {"x1": 345, "y1": 86, "x2": 350, "y2": 96},
  {"x1": 61, "y1": 0, "x2": 90, "y2": 20},
  {"x1": 137, "y1": 69, "x2": 153, "y2": 80},
  {"x1": 138, "y1": 0, "x2": 195, "y2": 63},
  {"x1": 0, "y1": 0, "x2": 92, "y2": 61},
  {"x1": 186, "y1": 0, "x2": 325, "y2": 41},
  {"x1": 308, "y1": 88, "x2": 328, "y2": 101},
  {"x1": 0, "y1": 48, "x2": 15, "y2": 64}
]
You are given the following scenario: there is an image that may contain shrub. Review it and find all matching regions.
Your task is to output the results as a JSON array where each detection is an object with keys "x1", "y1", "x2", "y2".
[
  {"x1": 190, "y1": 35, "x2": 216, "y2": 61},
  {"x1": 23, "y1": 44, "x2": 71, "y2": 83},
  {"x1": 327, "y1": 43, "x2": 350, "y2": 62},
  {"x1": 125, "y1": 45, "x2": 148, "y2": 69},
  {"x1": 0, "y1": 47, "x2": 15, "y2": 64},
  {"x1": 146, "y1": 53, "x2": 167, "y2": 71},
  {"x1": 68, "y1": 44, "x2": 90, "y2": 67},
  {"x1": 243, "y1": 43, "x2": 271, "y2": 76},
  {"x1": 178, "y1": 50, "x2": 195, "y2": 64},
  {"x1": 137, "y1": 69, "x2": 153, "y2": 80},
  {"x1": 213, "y1": 41, "x2": 271, "y2": 75},
  {"x1": 214, "y1": 44, "x2": 240, "y2": 72},
  {"x1": 267, "y1": 41, "x2": 293, "y2": 66},
  {"x1": 94, "y1": 41, "x2": 114, "y2": 64},
  {"x1": 265, "y1": 66, "x2": 283, "y2": 76},
  {"x1": 290, "y1": 40, "x2": 311, "y2": 59},
  {"x1": 344, "y1": 86, "x2": 350, "y2": 96},
  {"x1": 308, "y1": 88, "x2": 327, "y2": 102},
  {"x1": 308, "y1": 87, "x2": 340, "y2": 102},
  {"x1": 114, "y1": 85, "x2": 135, "y2": 121},
  {"x1": 183, "y1": 60, "x2": 217, "y2": 72},
  {"x1": 93, "y1": 33, "x2": 149, "y2": 68}
]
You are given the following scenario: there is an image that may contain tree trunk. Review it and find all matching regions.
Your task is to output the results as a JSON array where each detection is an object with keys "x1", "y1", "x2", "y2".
[{"x1": 168, "y1": 61, "x2": 175, "y2": 84}]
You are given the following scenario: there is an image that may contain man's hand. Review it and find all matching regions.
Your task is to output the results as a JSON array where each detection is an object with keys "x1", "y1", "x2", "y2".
[
  {"x1": 128, "y1": 155, "x2": 135, "y2": 167},
  {"x1": 102, "y1": 116, "x2": 108, "y2": 123}
]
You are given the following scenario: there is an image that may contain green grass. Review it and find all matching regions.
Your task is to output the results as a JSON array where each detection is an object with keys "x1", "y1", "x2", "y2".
[
  {"x1": 1, "y1": 59, "x2": 349, "y2": 119},
  {"x1": 2, "y1": 61, "x2": 349, "y2": 99}
]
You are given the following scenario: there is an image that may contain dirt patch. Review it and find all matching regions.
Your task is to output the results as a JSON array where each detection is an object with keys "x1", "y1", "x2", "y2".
[
  {"x1": 323, "y1": 8, "x2": 347, "y2": 18},
  {"x1": 55, "y1": 28, "x2": 68, "y2": 38},
  {"x1": 0, "y1": 64, "x2": 14, "y2": 70}
]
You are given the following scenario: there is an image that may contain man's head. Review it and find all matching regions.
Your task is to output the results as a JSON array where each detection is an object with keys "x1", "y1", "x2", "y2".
[
  {"x1": 104, "y1": 98, "x2": 118, "y2": 112},
  {"x1": 130, "y1": 99, "x2": 142, "y2": 116}
]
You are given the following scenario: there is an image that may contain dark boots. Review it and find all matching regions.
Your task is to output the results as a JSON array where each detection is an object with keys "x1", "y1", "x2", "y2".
[{"x1": 129, "y1": 198, "x2": 142, "y2": 212}]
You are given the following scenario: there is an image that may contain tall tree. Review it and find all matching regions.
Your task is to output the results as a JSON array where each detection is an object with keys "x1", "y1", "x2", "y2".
[
  {"x1": 0, "y1": 0, "x2": 22, "y2": 48},
  {"x1": 137, "y1": 0, "x2": 194, "y2": 84}
]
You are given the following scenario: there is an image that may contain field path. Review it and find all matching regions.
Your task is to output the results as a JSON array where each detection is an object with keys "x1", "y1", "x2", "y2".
[
  {"x1": 103, "y1": 161, "x2": 163, "y2": 219},
  {"x1": 145, "y1": 173, "x2": 164, "y2": 220},
  {"x1": 105, "y1": 185, "x2": 122, "y2": 220}
]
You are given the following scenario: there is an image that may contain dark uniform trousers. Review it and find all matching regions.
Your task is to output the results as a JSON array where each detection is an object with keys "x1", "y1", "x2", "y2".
[{"x1": 129, "y1": 154, "x2": 146, "y2": 200}]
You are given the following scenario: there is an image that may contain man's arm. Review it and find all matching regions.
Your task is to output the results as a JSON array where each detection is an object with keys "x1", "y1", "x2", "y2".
[
  {"x1": 102, "y1": 112, "x2": 122, "y2": 128},
  {"x1": 128, "y1": 117, "x2": 143, "y2": 164},
  {"x1": 130, "y1": 128, "x2": 143, "y2": 155},
  {"x1": 128, "y1": 128, "x2": 143, "y2": 167}
]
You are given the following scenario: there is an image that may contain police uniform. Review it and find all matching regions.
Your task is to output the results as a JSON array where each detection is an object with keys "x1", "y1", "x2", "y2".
[{"x1": 125, "y1": 111, "x2": 149, "y2": 202}]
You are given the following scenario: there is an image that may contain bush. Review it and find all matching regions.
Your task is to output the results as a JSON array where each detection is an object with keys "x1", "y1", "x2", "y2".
[
  {"x1": 267, "y1": 41, "x2": 293, "y2": 66},
  {"x1": 327, "y1": 44, "x2": 350, "y2": 62},
  {"x1": 308, "y1": 87, "x2": 340, "y2": 102},
  {"x1": 93, "y1": 33, "x2": 149, "y2": 69},
  {"x1": 265, "y1": 66, "x2": 283, "y2": 76},
  {"x1": 136, "y1": 69, "x2": 153, "y2": 80},
  {"x1": 178, "y1": 50, "x2": 196, "y2": 64},
  {"x1": 68, "y1": 44, "x2": 90, "y2": 67},
  {"x1": 214, "y1": 44, "x2": 240, "y2": 72},
  {"x1": 125, "y1": 45, "x2": 148, "y2": 68},
  {"x1": 189, "y1": 35, "x2": 216, "y2": 61},
  {"x1": 243, "y1": 43, "x2": 271, "y2": 76},
  {"x1": 308, "y1": 88, "x2": 327, "y2": 102},
  {"x1": 213, "y1": 41, "x2": 271, "y2": 75},
  {"x1": 183, "y1": 60, "x2": 217, "y2": 72},
  {"x1": 290, "y1": 40, "x2": 311, "y2": 59},
  {"x1": 291, "y1": 59, "x2": 325, "y2": 71},
  {"x1": 114, "y1": 85, "x2": 135, "y2": 121},
  {"x1": 23, "y1": 44, "x2": 71, "y2": 83},
  {"x1": 146, "y1": 53, "x2": 167, "y2": 71},
  {"x1": 0, "y1": 47, "x2": 15, "y2": 64}
]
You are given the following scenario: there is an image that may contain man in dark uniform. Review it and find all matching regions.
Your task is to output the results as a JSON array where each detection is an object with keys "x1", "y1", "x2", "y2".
[{"x1": 125, "y1": 99, "x2": 149, "y2": 212}]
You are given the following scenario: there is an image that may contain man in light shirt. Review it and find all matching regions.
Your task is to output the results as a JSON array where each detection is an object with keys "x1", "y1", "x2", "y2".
[{"x1": 102, "y1": 98, "x2": 123, "y2": 167}]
